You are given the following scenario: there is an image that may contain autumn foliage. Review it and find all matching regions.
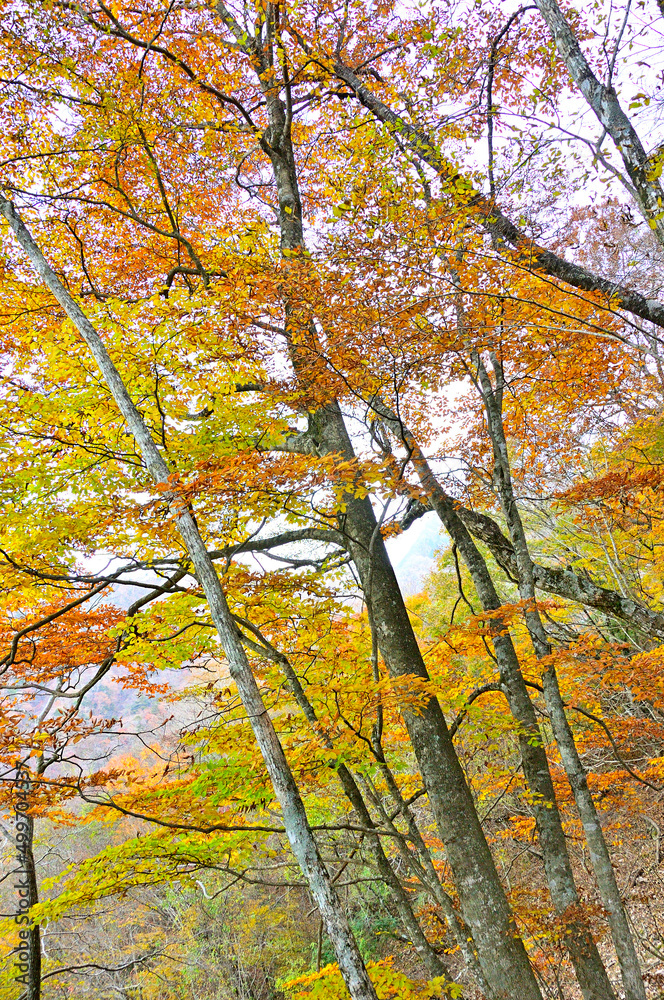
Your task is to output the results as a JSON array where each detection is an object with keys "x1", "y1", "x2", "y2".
[{"x1": 0, "y1": 1, "x2": 664, "y2": 999}]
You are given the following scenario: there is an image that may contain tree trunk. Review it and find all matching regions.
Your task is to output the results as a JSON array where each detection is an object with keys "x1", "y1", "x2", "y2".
[
  {"x1": 260, "y1": 637, "x2": 459, "y2": 987},
  {"x1": 476, "y1": 352, "x2": 646, "y2": 1000},
  {"x1": 532, "y1": 0, "x2": 664, "y2": 245},
  {"x1": 311, "y1": 402, "x2": 541, "y2": 1000},
  {"x1": 230, "y1": 16, "x2": 543, "y2": 994},
  {"x1": 0, "y1": 192, "x2": 380, "y2": 1000},
  {"x1": 367, "y1": 393, "x2": 617, "y2": 1000},
  {"x1": 358, "y1": 759, "x2": 491, "y2": 996}
]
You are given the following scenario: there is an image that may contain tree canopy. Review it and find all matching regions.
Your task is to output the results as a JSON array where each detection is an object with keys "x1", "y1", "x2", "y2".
[{"x1": 1, "y1": 1, "x2": 664, "y2": 999}]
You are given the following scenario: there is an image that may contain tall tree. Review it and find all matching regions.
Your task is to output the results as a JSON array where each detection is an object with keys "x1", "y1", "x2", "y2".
[{"x1": 0, "y1": 2, "x2": 663, "y2": 998}]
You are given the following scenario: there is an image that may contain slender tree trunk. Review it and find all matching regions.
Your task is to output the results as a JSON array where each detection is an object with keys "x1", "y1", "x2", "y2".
[
  {"x1": 532, "y1": 0, "x2": 664, "y2": 245},
  {"x1": 367, "y1": 394, "x2": 617, "y2": 1000},
  {"x1": 261, "y1": 638, "x2": 458, "y2": 987},
  {"x1": 338, "y1": 770, "x2": 455, "y2": 985},
  {"x1": 0, "y1": 192, "x2": 380, "y2": 1000},
  {"x1": 476, "y1": 352, "x2": 646, "y2": 1000},
  {"x1": 357, "y1": 762, "x2": 491, "y2": 996}
]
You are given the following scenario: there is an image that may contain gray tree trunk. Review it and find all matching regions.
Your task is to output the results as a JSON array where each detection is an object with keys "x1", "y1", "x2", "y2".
[
  {"x1": 308, "y1": 403, "x2": 541, "y2": 1000},
  {"x1": 367, "y1": 394, "x2": 617, "y2": 1000},
  {"x1": 476, "y1": 352, "x2": 646, "y2": 1000},
  {"x1": 533, "y1": 0, "x2": 664, "y2": 245},
  {"x1": 256, "y1": 636, "x2": 459, "y2": 987},
  {"x1": 0, "y1": 191, "x2": 380, "y2": 1000},
  {"x1": 358, "y1": 757, "x2": 490, "y2": 995}
]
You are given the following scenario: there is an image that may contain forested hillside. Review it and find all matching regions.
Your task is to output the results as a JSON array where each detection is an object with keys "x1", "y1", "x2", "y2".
[{"x1": 1, "y1": 1, "x2": 664, "y2": 997}]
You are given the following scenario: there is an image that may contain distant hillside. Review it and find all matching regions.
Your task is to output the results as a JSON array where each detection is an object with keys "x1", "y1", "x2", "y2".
[{"x1": 388, "y1": 514, "x2": 448, "y2": 596}]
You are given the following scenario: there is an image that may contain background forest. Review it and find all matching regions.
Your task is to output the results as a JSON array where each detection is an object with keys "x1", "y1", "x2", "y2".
[{"x1": 1, "y1": 0, "x2": 664, "y2": 998}]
